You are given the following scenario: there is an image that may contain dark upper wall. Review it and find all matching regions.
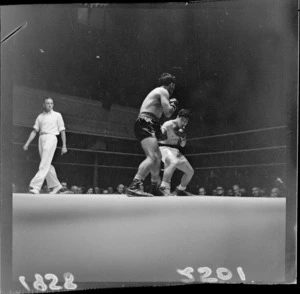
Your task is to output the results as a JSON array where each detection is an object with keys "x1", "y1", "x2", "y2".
[{"x1": 3, "y1": 1, "x2": 298, "y2": 137}]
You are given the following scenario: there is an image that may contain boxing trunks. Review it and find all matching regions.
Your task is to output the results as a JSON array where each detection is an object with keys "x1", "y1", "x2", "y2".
[{"x1": 134, "y1": 112, "x2": 162, "y2": 142}]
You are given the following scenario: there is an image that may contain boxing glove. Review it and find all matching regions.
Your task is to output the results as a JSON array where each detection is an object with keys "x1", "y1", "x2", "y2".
[
  {"x1": 170, "y1": 98, "x2": 179, "y2": 111},
  {"x1": 177, "y1": 128, "x2": 187, "y2": 139}
]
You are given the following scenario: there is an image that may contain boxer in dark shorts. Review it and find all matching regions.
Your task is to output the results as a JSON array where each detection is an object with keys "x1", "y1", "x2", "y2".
[
  {"x1": 134, "y1": 112, "x2": 161, "y2": 142},
  {"x1": 126, "y1": 73, "x2": 179, "y2": 197}
]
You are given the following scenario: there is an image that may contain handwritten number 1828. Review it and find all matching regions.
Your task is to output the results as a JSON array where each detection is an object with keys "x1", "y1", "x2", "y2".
[{"x1": 19, "y1": 272, "x2": 77, "y2": 291}]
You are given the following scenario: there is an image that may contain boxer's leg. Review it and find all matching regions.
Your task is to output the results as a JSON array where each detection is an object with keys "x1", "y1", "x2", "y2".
[
  {"x1": 160, "y1": 147, "x2": 179, "y2": 195},
  {"x1": 174, "y1": 157, "x2": 194, "y2": 196},
  {"x1": 127, "y1": 136, "x2": 160, "y2": 196}
]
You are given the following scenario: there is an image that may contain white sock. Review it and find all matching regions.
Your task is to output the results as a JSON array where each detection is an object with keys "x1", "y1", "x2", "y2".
[
  {"x1": 134, "y1": 175, "x2": 144, "y2": 181},
  {"x1": 161, "y1": 181, "x2": 170, "y2": 189},
  {"x1": 178, "y1": 184, "x2": 186, "y2": 191}
]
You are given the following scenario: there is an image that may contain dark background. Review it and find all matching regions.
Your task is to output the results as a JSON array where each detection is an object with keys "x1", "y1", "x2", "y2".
[
  {"x1": 1, "y1": 1, "x2": 297, "y2": 193},
  {"x1": 0, "y1": 1, "x2": 298, "y2": 288},
  {"x1": 9, "y1": 1, "x2": 297, "y2": 133}
]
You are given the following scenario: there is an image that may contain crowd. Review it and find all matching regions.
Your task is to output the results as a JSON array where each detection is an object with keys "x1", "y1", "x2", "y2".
[{"x1": 12, "y1": 181, "x2": 285, "y2": 198}]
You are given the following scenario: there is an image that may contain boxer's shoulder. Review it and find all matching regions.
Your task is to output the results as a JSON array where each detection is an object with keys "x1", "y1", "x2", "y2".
[{"x1": 154, "y1": 87, "x2": 169, "y2": 96}]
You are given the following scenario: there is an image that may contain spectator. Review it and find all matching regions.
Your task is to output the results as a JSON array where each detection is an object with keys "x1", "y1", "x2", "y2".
[
  {"x1": 212, "y1": 189, "x2": 217, "y2": 196},
  {"x1": 70, "y1": 185, "x2": 78, "y2": 194},
  {"x1": 226, "y1": 189, "x2": 234, "y2": 196},
  {"x1": 12, "y1": 183, "x2": 18, "y2": 193},
  {"x1": 216, "y1": 186, "x2": 225, "y2": 196},
  {"x1": 60, "y1": 181, "x2": 73, "y2": 194},
  {"x1": 41, "y1": 184, "x2": 50, "y2": 194},
  {"x1": 107, "y1": 187, "x2": 114, "y2": 194},
  {"x1": 116, "y1": 184, "x2": 125, "y2": 194},
  {"x1": 94, "y1": 186, "x2": 100, "y2": 194},
  {"x1": 77, "y1": 186, "x2": 83, "y2": 194},
  {"x1": 205, "y1": 170, "x2": 219, "y2": 194},
  {"x1": 260, "y1": 188, "x2": 267, "y2": 197},
  {"x1": 270, "y1": 187, "x2": 281, "y2": 198},
  {"x1": 86, "y1": 187, "x2": 94, "y2": 194},
  {"x1": 103, "y1": 190, "x2": 109, "y2": 194},
  {"x1": 251, "y1": 186, "x2": 261, "y2": 197},
  {"x1": 240, "y1": 187, "x2": 248, "y2": 197},
  {"x1": 198, "y1": 187, "x2": 206, "y2": 196},
  {"x1": 233, "y1": 184, "x2": 242, "y2": 197}
]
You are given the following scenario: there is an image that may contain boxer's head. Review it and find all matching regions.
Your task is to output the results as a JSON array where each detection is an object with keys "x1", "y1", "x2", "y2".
[
  {"x1": 177, "y1": 109, "x2": 191, "y2": 128},
  {"x1": 159, "y1": 73, "x2": 176, "y2": 95},
  {"x1": 43, "y1": 97, "x2": 54, "y2": 112}
]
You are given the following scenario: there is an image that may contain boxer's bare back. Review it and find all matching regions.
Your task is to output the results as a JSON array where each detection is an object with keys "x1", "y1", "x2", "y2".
[{"x1": 140, "y1": 87, "x2": 171, "y2": 118}]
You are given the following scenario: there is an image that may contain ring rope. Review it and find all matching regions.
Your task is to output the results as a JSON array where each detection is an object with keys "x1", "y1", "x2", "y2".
[
  {"x1": 188, "y1": 125, "x2": 287, "y2": 141},
  {"x1": 186, "y1": 145, "x2": 286, "y2": 157},
  {"x1": 194, "y1": 162, "x2": 286, "y2": 170},
  {"x1": 14, "y1": 159, "x2": 137, "y2": 169},
  {"x1": 14, "y1": 142, "x2": 285, "y2": 157}
]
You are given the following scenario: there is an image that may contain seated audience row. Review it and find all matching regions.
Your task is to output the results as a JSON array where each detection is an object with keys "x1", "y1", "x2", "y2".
[
  {"x1": 12, "y1": 181, "x2": 285, "y2": 198},
  {"x1": 197, "y1": 184, "x2": 284, "y2": 197}
]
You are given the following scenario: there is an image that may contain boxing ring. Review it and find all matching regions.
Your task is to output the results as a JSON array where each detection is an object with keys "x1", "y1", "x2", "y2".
[{"x1": 13, "y1": 193, "x2": 286, "y2": 285}]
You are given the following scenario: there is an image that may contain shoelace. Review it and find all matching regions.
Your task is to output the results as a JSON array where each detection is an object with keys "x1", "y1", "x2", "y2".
[{"x1": 139, "y1": 182, "x2": 144, "y2": 192}]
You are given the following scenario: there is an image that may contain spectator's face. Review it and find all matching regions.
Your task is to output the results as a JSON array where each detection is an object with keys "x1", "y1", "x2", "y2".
[
  {"x1": 199, "y1": 188, "x2": 206, "y2": 195},
  {"x1": 252, "y1": 187, "x2": 260, "y2": 197},
  {"x1": 71, "y1": 186, "x2": 78, "y2": 193},
  {"x1": 216, "y1": 187, "x2": 224, "y2": 196},
  {"x1": 117, "y1": 185, "x2": 125, "y2": 194},
  {"x1": 240, "y1": 188, "x2": 246, "y2": 195},
  {"x1": 43, "y1": 185, "x2": 50, "y2": 193},
  {"x1": 212, "y1": 189, "x2": 217, "y2": 196},
  {"x1": 227, "y1": 189, "x2": 234, "y2": 196},
  {"x1": 76, "y1": 187, "x2": 83, "y2": 194},
  {"x1": 61, "y1": 182, "x2": 68, "y2": 191},
  {"x1": 270, "y1": 188, "x2": 280, "y2": 198},
  {"x1": 108, "y1": 187, "x2": 114, "y2": 194},
  {"x1": 94, "y1": 187, "x2": 100, "y2": 194},
  {"x1": 233, "y1": 185, "x2": 240, "y2": 196},
  {"x1": 87, "y1": 188, "x2": 93, "y2": 194},
  {"x1": 103, "y1": 190, "x2": 108, "y2": 194}
]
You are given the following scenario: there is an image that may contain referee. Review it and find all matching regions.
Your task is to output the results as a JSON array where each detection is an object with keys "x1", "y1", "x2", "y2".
[{"x1": 23, "y1": 97, "x2": 67, "y2": 194}]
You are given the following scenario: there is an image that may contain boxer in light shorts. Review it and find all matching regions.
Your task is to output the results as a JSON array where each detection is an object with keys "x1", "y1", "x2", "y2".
[{"x1": 158, "y1": 109, "x2": 194, "y2": 196}]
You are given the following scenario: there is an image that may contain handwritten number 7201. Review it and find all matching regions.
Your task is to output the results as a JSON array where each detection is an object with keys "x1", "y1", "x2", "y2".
[{"x1": 177, "y1": 266, "x2": 246, "y2": 283}]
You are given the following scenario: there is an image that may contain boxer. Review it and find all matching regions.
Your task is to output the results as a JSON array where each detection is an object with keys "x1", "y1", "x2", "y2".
[
  {"x1": 127, "y1": 73, "x2": 178, "y2": 196},
  {"x1": 158, "y1": 109, "x2": 194, "y2": 196}
]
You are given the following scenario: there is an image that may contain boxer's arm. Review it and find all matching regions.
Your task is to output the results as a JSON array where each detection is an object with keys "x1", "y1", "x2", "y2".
[
  {"x1": 179, "y1": 136, "x2": 187, "y2": 147},
  {"x1": 160, "y1": 90, "x2": 176, "y2": 118},
  {"x1": 177, "y1": 129, "x2": 187, "y2": 147},
  {"x1": 160, "y1": 121, "x2": 172, "y2": 141}
]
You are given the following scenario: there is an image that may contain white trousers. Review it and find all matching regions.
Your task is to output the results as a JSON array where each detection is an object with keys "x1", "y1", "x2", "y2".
[
  {"x1": 159, "y1": 146, "x2": 184, "y2": 164},
  {"x1": 30, "y1": 134, "x2": 60, "y2": 190}
]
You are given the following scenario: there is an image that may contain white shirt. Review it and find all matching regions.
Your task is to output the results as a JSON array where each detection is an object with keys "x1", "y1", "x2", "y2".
[{"x1": 33, "y1": 110, "x2": 65, "y2": 135}]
